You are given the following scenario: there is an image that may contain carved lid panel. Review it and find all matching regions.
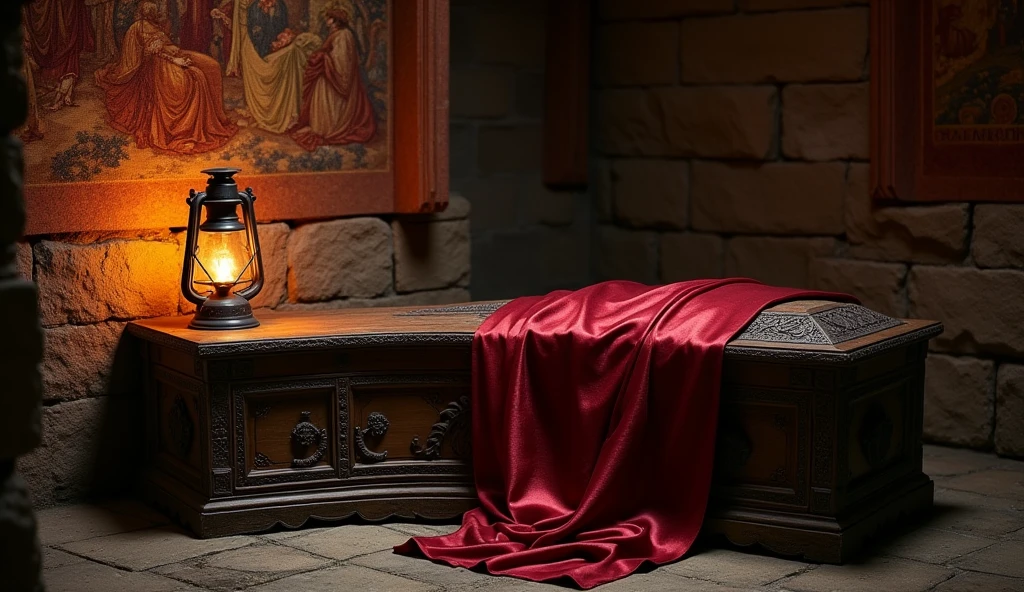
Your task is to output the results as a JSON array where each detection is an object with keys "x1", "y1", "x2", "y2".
[{"x1": 128, "y1": 299, "x2": 940, "y2": 361}]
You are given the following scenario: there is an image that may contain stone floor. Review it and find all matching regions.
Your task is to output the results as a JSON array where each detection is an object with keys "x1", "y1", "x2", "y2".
[{"x1": 37, "y1": 445, "x2": 1024, "y2": 592}]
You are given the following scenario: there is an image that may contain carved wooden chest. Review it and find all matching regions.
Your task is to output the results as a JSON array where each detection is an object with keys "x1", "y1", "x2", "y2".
[{"x1": 127, "y1": 299, "x2": 941, "y2": 563}]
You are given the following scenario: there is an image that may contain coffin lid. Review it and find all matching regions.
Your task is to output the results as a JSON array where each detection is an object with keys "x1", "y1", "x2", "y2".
[{"x1": 128, "y1": 299, "x2": 941, "y2": 363}]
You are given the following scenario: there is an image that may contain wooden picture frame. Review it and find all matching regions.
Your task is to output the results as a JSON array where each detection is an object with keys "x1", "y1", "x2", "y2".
[
  {"x1": 22, "y1": 0, "x2": 448, "y2": 235},
  {"x1": 871, "y1": 0, "x2": 1024, "y2": 202}
]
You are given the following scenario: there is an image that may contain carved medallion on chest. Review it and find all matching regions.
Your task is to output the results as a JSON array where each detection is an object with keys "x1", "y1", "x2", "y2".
[
  {"x1": 355, "y1": 412, "x2": 390, "y2": 463},
  {"x1": 291, "y1": 411, "x2": 329, "y2": 468}
]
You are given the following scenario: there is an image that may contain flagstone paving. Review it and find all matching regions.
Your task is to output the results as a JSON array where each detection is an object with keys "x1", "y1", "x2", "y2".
[{"x1": 38, "y1": 445, "x2": 1024, "y2": 591}]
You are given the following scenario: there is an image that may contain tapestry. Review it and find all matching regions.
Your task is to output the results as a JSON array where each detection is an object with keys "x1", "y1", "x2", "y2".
[{"x1": 20, "y1": 0, "x2": 389, "y2": 187}]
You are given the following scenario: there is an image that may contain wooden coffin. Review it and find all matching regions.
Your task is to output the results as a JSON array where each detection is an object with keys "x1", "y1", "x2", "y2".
[{"x1": 126, "y1": 299, "x2": 942, "y2": 563}]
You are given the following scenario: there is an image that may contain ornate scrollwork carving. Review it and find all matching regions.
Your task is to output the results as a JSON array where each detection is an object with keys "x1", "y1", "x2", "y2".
[
  {"x1": 354, "y1": 412, "x2": 389, "y2": 463},
  {"x1": 411, "y1": 396, "x2": 470, "y2": 460},
  {"x1": 291, "y1": 411, "x2": 328, "y2": 468},
  {"x1": 735, "y1": 304, "x2": 904, "y2": 346},
  {"x1": 168, "y1": 395, "x2": 195, "y2": 458},
  {"x1": 254, "y1": 452, "x2": 273, "y2": 468},
  {"x1": 395, "y1": 302, "x2": 510, "y2": 318}
]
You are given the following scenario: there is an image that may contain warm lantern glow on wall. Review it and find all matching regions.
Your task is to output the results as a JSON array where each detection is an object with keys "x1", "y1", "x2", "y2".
[{"x1": 181, "y1": 168, "x2": 264, "y2": 330}]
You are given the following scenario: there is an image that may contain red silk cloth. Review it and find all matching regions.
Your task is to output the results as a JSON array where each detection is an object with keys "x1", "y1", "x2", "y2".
[{"x1": 395, "y1": 280, "x2": 855, "y2": 588}]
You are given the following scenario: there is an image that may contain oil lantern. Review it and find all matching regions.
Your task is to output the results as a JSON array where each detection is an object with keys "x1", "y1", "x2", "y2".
[{"x1": 181, "y1": 168, "x2": 264, "y2": 330}]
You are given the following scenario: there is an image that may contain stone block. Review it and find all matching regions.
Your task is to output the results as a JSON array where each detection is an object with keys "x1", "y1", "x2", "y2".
[
  {"x1": 741, "y1": 0, "x2": 867, "y2": 10},
  {"x1": 909, "y1": 266, "x2": 1024, "y2": 356},
  {"x1": 941, "y1": 469, "x2": 1024, "y2": 501},
  {"x1": 599, "y1": 0, "x2": 735, "y2": 19},
  {"x1": 471, "y1": 227, "x2": 590, "y2": 300},
  {"x1": 845, "y1": 164, "x2": 969, "y2": 264},
  {"x1": 876, "y1": 527, "x2": 997, "y2": 565},
  {"x1": 597, "y1": 90, "x2": 670, "y2": 156},
  {"x1": 595, "y1": 159, "x2": 614, "y2": 223},
  {"x1": 595, "y1": 226, "x2": 658, "y2": 283},
  {"x1": 471, "y1": 9, "x2": 545, "y2": 68},
  {"x1": 973, "y1": 205, "x2": 1024, "y2": 268},
  {"x1": 350, "y1": 549, "x2": 492, "y2": 588},
  {"x1": 783, "y1": 556, "x2": 953, "y2": 592},
  {"x1": 934, "y1": 572, "x2": 1024, "y2": 592},
  {"x1": 596, "y1": 22, "x2": 678, "y2": 86},
  {"x1": 691, "y1": 162, "x2": 845, "y2": 234},
  {"x1": 287, "y1": 218, "x2": 392, "y2": 302},
  {"x1": 0, "y1": 470, "x2": 42, "y2": 592},
  {"x1": 383, "y1": 522, "x2": 461, "y2": 538},
  {"x1": 19, "y1": 398, "x2": 104, "y2": 507},
  {"x1": 680, "y1": 9, "x2": 868, "y2": 83},
  {"x1": 523, "y1": 178, "x2": 577, "y2": 227},
  {"x1": 451, "y1": 68, "x2": 512, "y2": 119},
  {"x1": 477, "y1": 124, "x2": 543, "y2": 174},
  {"x1": 152, "y1": 542, "x2": 329, "y2": 591},
  {"x1": 270, "y1": 524, "x2": 409, "y2": 561},
  {"x1": 782, "y1": 83, "x2": 869, "y2": 160},
  {"x1": 599, "y1": 86, "x2": 777, "y2": 158},
  {"x1": 35, "y1": 239, "x2": 180, "y2": 326},
  {"x1": 44, "y1": 561, "x2": 207, "y2": 592},
  {"x1": 249, "y1": 222, "x2": 288, "y2": 310},
  {"x1": 16, "y1": 241, "x2": 30, "y2": 280},
  {"x1": 450, "y1": 123, "x2": 476, "y2": 180},
  {"x1": 611, "y1": 159, "x2": 688, "y2": 229},
  {"x1": 923, "y1": 444, "x2": 999, "y2": 477},
  {"x1": 428, "y1": 193, "x2": 471, "y2": 221},
  {"x1": 60, "y1": 526, "x2": 251, "y2": 571},
  {"x1": 36, "y1": 502, "x2": 166, "y2": 546},
  {"x1": 0, "y1": 280, "x2": 42, "y2": 459},
  {"x1": 660, "y1": 233, "x2": 725, "y2": 282},
  {"x1": 275, "y1": 288, "x2": 472, "y2": 313},
  {"x1": 393, "y1": 219, "x2": 471, "y2": 292},
  {"x1": 928, "y1": 488, "x2": 1024, "y2": 539},
  {"x1": 809, "y1": 258, "x2": 907, "y2": 317},
  {"x1": 247, "y1": 564, "x2": 435, "y2": 592},
  {"x1": 657, "y1": 86, "x2": 777, "y2": 159},
  {"x1": 952, "y1": 541, "x2": 1024, "y2": 578},
  {"x1": 43, "y1": 547, "x2": 88, "y2": 570},
  {"x1": 453, "y1": 176, "x2": 520, "y2": 232},
  {"x1": 725, "y1": 236, "x2": 835, "y2": 288},
  {"x1": 662, "y1": 547, "x2": 807, "y2": 587},
  {"x1": 515, "y1": 71, "x2": 544, "y2": 118},
  {"x1": 923, "y1": 355, "x2": 994, "y2": 449},
  {"x1": 42, "y1": 322, "x2": 134, "y2": 403},
  {"x1": 996, "y1": 364, "x2": 1024, "y2": 458}
]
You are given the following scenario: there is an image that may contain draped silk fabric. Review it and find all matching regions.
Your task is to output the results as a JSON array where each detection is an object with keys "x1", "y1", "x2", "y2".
[{"x1": 395, "y1": 280, "x2": 855, "y2": 589}]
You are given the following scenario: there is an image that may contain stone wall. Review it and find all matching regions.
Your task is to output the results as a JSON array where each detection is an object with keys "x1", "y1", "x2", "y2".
[
  {"x1": 1, "y1": 1, "x2": 44, "y2": 589},
  {"x1": 594, "y1": 0, "x2": 1024, "y2": 458},
  {"x1": 450, "y1": 0, "x2": 592, "y2": 299},
  {"x1": 19, "y1": 205, "x2": 470, "y2": 507}
]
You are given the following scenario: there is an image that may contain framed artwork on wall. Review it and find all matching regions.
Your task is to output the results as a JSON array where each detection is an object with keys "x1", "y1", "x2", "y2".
[
  {"x1": 20, "y1": 0, "x2": 448, "y2": 235},
  {"x1": 871, "y1": 0, "x2": 1024, "y2": 201}
]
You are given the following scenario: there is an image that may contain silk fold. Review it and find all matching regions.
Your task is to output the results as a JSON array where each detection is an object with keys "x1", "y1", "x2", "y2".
[{"x1": 395, "y1": 279, "x2": 855, "y2": 588}]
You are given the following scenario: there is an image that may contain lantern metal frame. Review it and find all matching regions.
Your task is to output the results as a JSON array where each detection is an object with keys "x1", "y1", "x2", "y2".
[{"x1": 181, "y1": 168, "x2": 265, "y2": 330}]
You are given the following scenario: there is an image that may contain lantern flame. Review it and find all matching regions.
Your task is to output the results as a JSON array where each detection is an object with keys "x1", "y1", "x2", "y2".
[{"x1": 209, "y1": 245, "x2": 239, "y2": 284}]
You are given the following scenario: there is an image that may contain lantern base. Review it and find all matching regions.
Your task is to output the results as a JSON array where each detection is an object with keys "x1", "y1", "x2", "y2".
[{"x1": 189, "y1": 293, "x2": 259, "y2": 330}]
